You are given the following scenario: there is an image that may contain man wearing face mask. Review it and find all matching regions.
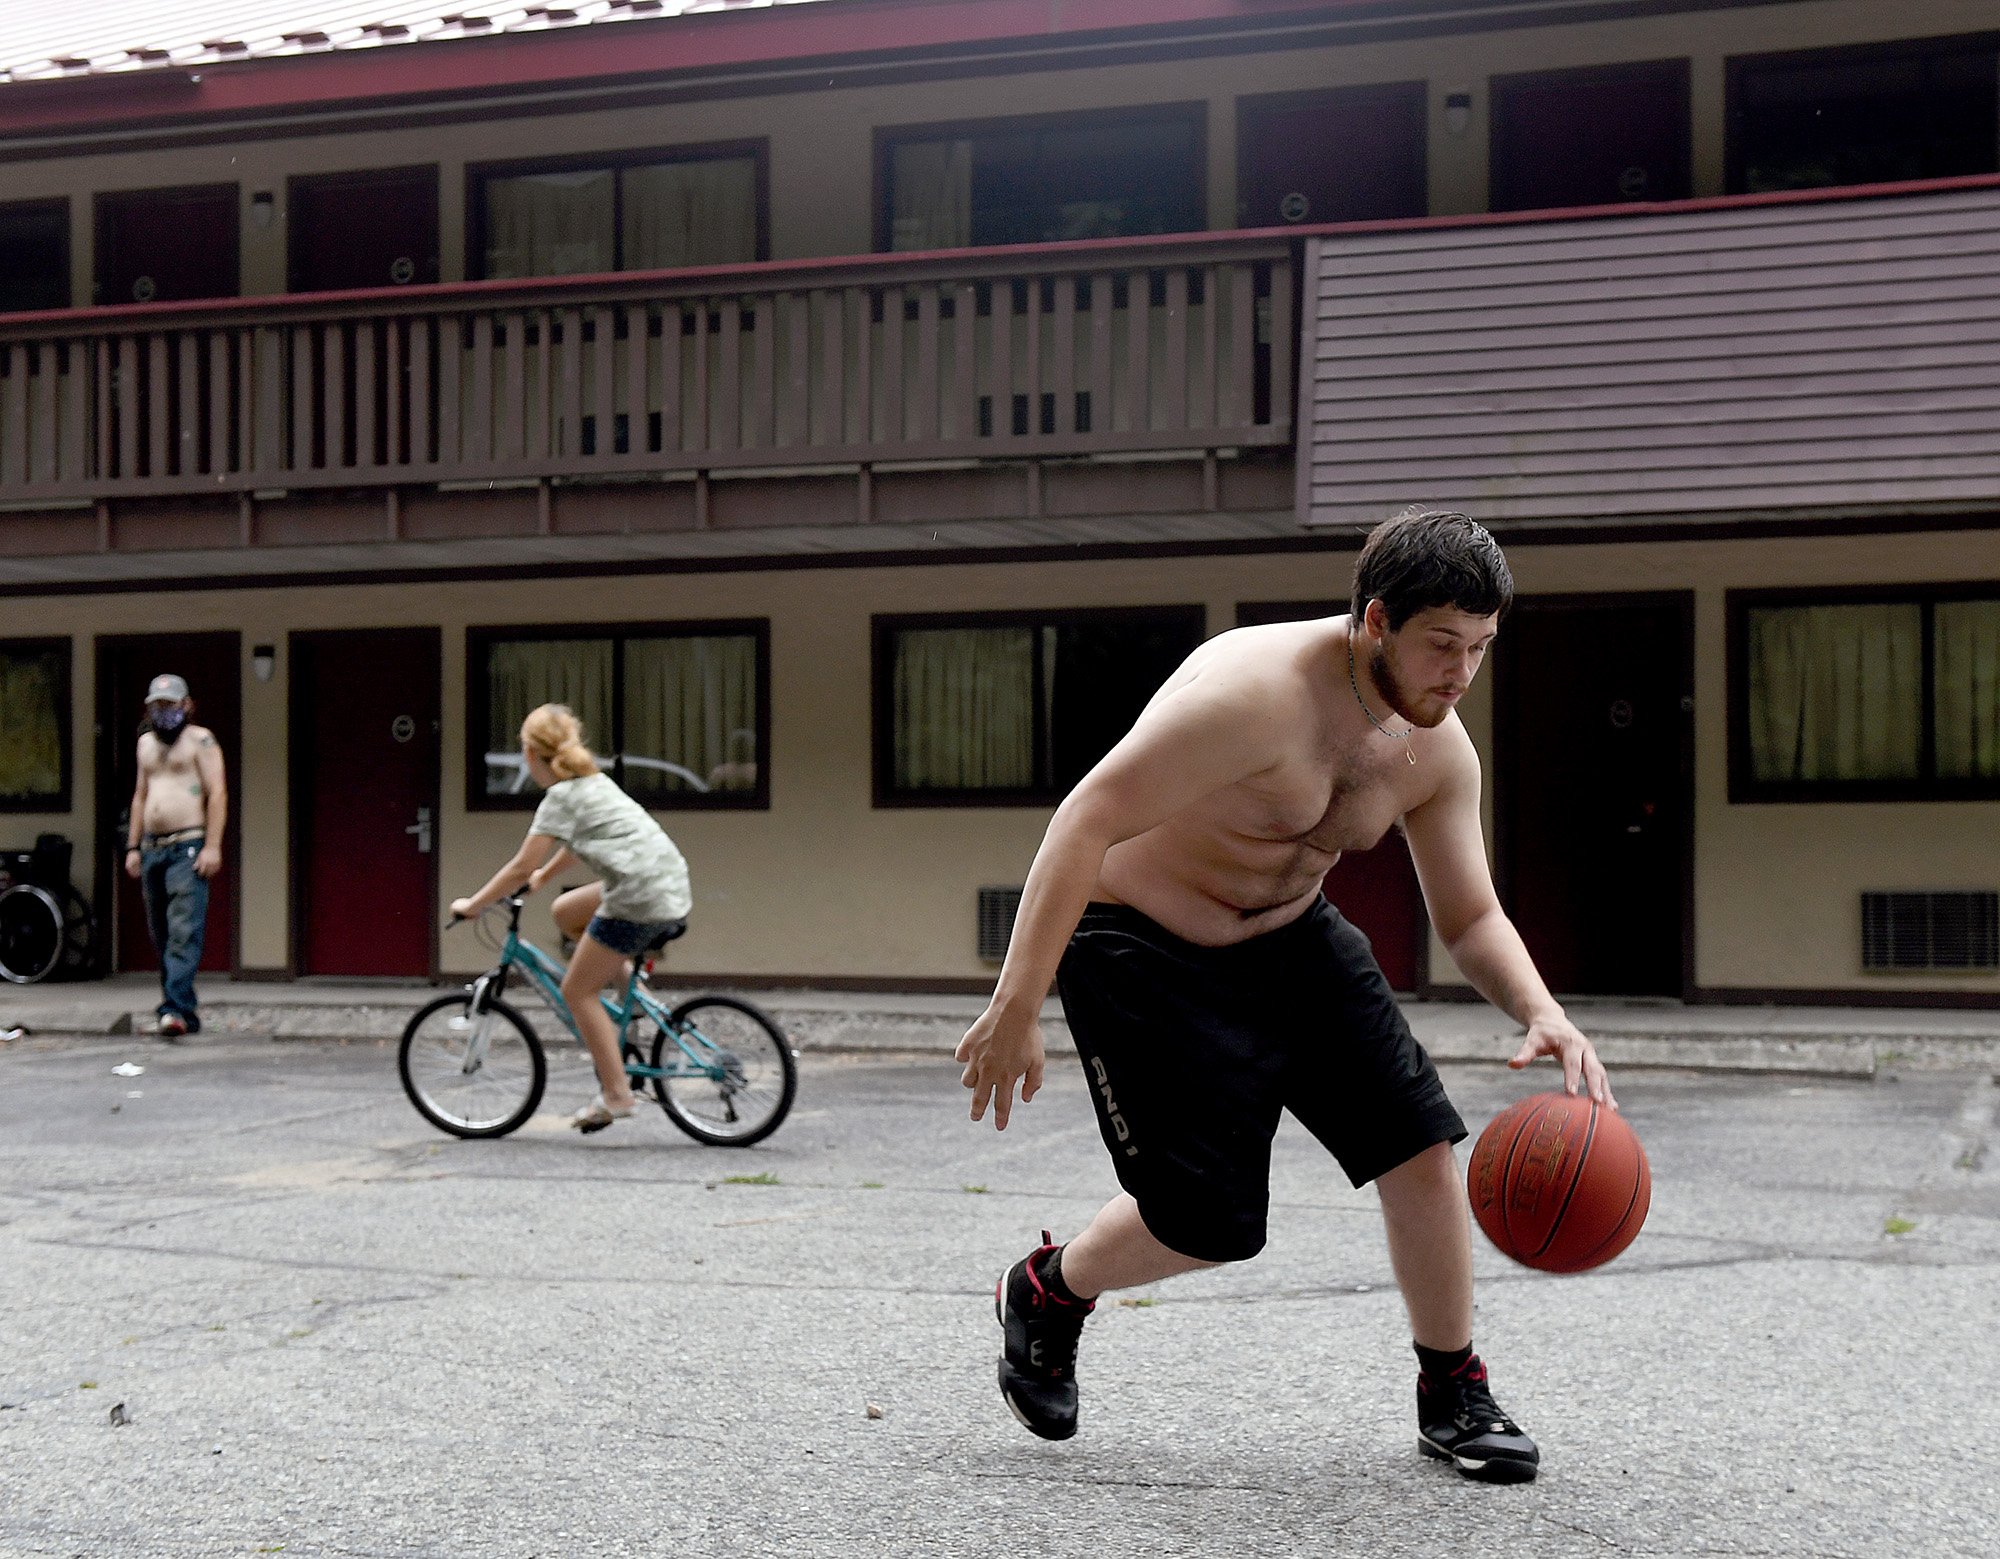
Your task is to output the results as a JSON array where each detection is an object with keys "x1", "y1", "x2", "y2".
[{"x1": 123, "y1": 675, "x2": 227, "y2": 1039}]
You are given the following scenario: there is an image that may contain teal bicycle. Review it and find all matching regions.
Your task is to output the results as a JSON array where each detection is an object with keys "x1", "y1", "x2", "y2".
[{"x1": 398, "y1": 893, "x2": 796, "y2": 1146}]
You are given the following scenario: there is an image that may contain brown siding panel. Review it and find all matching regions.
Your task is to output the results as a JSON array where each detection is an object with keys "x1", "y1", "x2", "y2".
[{"x1": 1300, "y1": 185, "x2": 2000, "y2": 527}]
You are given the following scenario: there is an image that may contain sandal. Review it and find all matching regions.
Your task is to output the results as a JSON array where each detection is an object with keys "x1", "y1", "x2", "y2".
[{"x1": 569, "y1": 1092, "x2": 639, "y2": 1134}]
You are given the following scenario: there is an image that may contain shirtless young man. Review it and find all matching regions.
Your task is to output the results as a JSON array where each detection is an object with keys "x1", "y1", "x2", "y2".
[
  {"x1": 955, "y1": 508, "x2": 1615, "y2": 1483},
  {"x1": 123, "y1": 674, "x2": 227, "y2": 1039}
]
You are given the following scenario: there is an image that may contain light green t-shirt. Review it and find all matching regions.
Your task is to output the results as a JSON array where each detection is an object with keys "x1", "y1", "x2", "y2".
[{"x1": 530, "y1": 772, "x2": 693, "y2": 924}]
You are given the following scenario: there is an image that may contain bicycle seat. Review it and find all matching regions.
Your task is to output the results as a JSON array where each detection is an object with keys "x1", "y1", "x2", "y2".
[{"x1": 644, "y1": 920, "x2": 688, "y2": 953}]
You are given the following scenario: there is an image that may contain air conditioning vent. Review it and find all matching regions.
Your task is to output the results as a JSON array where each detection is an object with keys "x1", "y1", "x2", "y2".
[
  {"x1": 1861, "y1": 891, "x2": 1999, "y2": 972},
  {"x1": 977, "y1": 886, "x2": 1023, "y2": 963}
]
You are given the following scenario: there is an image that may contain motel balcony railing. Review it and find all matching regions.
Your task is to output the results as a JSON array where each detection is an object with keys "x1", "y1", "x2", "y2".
[{"x1": 0, "y1": 233, "x2": 1295, "y2": 505}]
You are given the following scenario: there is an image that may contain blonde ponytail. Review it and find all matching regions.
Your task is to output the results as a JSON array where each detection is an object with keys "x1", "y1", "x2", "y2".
[{"x1": 520, "y1": 703, "x2": 600, "y2": 781}]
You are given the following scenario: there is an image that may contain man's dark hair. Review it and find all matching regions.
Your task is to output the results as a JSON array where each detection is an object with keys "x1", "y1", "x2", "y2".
[{"x1": 1350, "y1": 506, "x2": 1513, "y2": 629}]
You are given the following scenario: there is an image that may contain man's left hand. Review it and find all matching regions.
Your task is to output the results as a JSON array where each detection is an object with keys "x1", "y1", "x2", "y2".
[
  {"x1": 1509, "y1": 1012, "x2": 1616, "y2": 1109},
  {"x1": 194, "y1": 845, "x2": 223, "y2": 880}
]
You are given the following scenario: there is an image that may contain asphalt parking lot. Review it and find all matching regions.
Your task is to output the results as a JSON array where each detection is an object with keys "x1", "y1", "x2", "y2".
[{"x1": 2, "y1": 1031, "x2": 1995, "y2": 1558}]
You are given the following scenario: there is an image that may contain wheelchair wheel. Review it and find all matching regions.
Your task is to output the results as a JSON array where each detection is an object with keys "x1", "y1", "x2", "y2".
[{"x1": 0, "y1": 883, "x2": 65, "y2": 984}]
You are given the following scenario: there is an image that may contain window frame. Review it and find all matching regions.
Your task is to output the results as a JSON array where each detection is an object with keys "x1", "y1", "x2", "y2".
[
  {"x1": 871, "y1": 604, "x2": 1205, "y2": 809},
  {"x1": 465, "y1": 138, "x2": 772, "y2": 280},
  {"x1": 1725, "y1": 31, "x2": 2000, "y2": 195},
  {"x1": 871, "y1": 101, "x2": 1209, "y2": 254},
  {"x1": 0, "y1": 636, "x2": 72, "y2": 812},
  {"x1": 1727, "y1": 581, "x2": 2000, "y2": 804},
  {"x1": 465, "y1": 618, "x2": 771, "y2": 813}
]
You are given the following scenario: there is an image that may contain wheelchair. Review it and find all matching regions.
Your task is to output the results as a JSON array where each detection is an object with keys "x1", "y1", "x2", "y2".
[{"x1": 0, "y1": 834, "x2": 96, "y2": 985}]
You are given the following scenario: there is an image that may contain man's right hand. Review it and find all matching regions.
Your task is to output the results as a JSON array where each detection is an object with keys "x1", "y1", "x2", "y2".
[
  {"x1": 123, "y1": 849, "x2": 141, "y2": 880},
  {"x1": 955, "y1": 1002, "x2": 1046, "y2": 1131}
]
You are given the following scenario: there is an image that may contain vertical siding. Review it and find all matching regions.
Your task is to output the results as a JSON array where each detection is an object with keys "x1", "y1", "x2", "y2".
[{"x1": 1300, "y1": 184, "x2": 2000, "y2": 527}]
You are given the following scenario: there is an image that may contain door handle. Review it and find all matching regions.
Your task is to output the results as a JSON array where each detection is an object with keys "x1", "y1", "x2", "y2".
[{"x1": 405, "y1": 806, "x2": 433, "y2": 855}]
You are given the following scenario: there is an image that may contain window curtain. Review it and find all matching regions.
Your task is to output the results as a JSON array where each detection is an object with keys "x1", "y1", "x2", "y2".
[
  {"x1": 1747, "y1": 604, "x2": 1922, "y2": 782},
  {"x1": 1935, "y1": 600, "x2": 2000, "y2": 780},
  {"x1": 484, "y1": 639, "x2": 614, "y2": 794},
  {"x1": 623, "y1": 158, "x2": 759, "y2": 269},
  {"x1": 623, "y1": 635, "x2": 759, "y2": 793},
  {"x1": 483, "y1": 171, "x2": 616, "y2": 278},
  {"x1": 894, "y1": 628, "x2": 1034, "y2": 789},
  {"x1": 889, "y1": 139, "x2": 973, "y2": 251},
  {"x1": 0, "y1": 649, "x2": 62, "y2": 802}
]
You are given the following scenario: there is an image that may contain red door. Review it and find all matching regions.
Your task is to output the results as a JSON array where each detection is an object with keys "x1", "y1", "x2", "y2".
[
  {"x1": 1235, "y1": 600, "x2": 1425, "y2": 991},
  {"x1": 1323, "y1": 831, "x2": 1424, "y2": 994},
  {"x1": 94, "y1": 185, "x2": 239, "y2": 304},
  {"x1": 96, "y1": 633, "x2": 241, "y2": 975},
  {"x1": 1491, "y1": 60, "x2": 1691, "y2": 212},
  {"x1": 292, "y1": 629, "x2": 440, "y2": 977},
  {"x1": 1238, "y1": 83, "x2": 1429, "y2": 227},
  {"x1": 288, "y1": 166, "x2": 440, "y2": 293},
  {"x1": 1494, "y1": 597, "x2": 1692, "y2": 997}
]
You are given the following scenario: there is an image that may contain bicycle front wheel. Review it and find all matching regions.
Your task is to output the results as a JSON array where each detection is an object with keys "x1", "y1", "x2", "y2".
[
  {"x1": 0, "y1": 883, "x2": 63, "y2": 985},
  {"x1": 650, "y1": 996, "x2": 797, "y2": 1147},
  {"x1": 399, "y1": 992, "x2": 546, "y2": 1139}
]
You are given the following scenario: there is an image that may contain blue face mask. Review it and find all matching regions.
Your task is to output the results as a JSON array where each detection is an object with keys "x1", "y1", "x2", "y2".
[{"x1": 148, "y1": 706, "x2": 188, "y2": 743}]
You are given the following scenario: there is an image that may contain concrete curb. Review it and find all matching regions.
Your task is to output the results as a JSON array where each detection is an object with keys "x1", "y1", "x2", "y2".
[{"x1": 11, "y1": 994, "x2": 1994, "y2": 1081}]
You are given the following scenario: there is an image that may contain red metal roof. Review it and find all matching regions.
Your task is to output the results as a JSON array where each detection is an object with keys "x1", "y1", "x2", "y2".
[
  {"x1": 0, "y1": 2, "x2": 1419, "y2": 139},
  {"x1": 0, "y1": 3, "x2": 823, "y2": 82}
]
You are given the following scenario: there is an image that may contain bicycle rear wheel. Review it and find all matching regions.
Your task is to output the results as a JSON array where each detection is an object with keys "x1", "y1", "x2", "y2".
[
  {"x1": 0, "y1": 883, "x2": 63, "y2": 984},
  {"x1": 399, "y1": 992, "x2": 546, "y2": 1139},
  {"x1": 650, "y1": 995, "x2": 797, "y2": 1147}
]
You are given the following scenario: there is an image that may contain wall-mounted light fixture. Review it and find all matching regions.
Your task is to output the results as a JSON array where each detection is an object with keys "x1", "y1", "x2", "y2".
[
  {"x1": 250, "y1": 191, "x2": 275, "y2": 230},
  {"x1": 252, "y1": 644, "x2": 276, "y2": 682},
  {"x1": 1444, "y1": 91, "x2": 1473, "y2": 138}
]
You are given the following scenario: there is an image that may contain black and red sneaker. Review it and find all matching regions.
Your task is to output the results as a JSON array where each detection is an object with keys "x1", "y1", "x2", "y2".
[
  {"x1": 995, "y1": 1230, "x2": 1094, "y2": 1441},
  {"x1": 1417, "y1": 1354, "x2": 1540, "y2": 1483}
]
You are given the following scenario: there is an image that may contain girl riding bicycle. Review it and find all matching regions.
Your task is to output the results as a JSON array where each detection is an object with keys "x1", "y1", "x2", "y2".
[{"x1": 451, "y1": 703, "x2": 693, "y2": 1133}]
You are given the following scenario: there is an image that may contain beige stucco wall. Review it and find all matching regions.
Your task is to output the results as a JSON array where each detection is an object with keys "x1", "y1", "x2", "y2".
[
  {"x1": 2, "y1": 0, "x2": 1991, "y2": 301},
  {"x1": 7, "y1": 523, "x2": 1997, "y2": 998}
]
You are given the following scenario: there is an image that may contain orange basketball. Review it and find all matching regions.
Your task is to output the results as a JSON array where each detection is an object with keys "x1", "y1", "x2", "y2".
[{"x1": 1466, "y1": 1092, "x2": 1650, "y2": 1273}]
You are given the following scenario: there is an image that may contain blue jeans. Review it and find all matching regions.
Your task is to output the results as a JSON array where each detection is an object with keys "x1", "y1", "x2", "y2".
[{"x1": 140, "y1": 838, "x2": 208, "y2": 1031}]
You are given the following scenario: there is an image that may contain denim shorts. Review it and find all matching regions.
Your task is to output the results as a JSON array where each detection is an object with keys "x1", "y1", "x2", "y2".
[{"x1": 585, "y1": 914, "x2": 683, "y2": 957}]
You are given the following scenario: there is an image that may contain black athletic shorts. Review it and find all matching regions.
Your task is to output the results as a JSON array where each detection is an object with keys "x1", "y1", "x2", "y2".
[{"x1": 1055, "y1": 898, "x2": 1466, "y2": 1264}]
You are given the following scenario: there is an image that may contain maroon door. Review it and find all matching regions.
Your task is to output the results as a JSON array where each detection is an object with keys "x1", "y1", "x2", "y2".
[
  {"x1": 94, "y1": 185, "x2": 239, "y2": 304},
  {"x1": 1491, "y1": 60, "x2": 1692, "y2": 212},
  {"x1": 288, "y1": 166, "x2": 440, "y2": 293},
  {"x1": 1235, "y1": 599, "x2": 1424, "y2": 991},
  {"x1": 292, "y1": 629, "x2": 440, "y2": 977},
  {"x1": 96, "y1": 633, "x2": 241, "y2": 975},
  {"x1": 1238, "y1": 83, "x2": 1429, "y2": 227},
  {"x1": 1324, "y1": 830, "x2": 1424, "y2": 993},
  {"x1": 1494, "y1": 597, "x2": 1692, "y2": 997}
]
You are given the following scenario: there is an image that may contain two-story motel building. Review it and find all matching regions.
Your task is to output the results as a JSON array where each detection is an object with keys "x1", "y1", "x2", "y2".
[{"x1": 0, "y1": 0, "x2": 1995, "y2": 1003}]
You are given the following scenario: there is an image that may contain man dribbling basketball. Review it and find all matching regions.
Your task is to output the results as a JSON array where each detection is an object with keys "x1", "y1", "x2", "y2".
[{"x1": 956, "y1": 507, "x2": 1616, "y2": 1482}]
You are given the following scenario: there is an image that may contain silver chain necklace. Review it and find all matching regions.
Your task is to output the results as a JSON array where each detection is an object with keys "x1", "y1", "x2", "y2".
[{"x1": 1348, "y1": 633, "x2": 1416, "y2": 765}]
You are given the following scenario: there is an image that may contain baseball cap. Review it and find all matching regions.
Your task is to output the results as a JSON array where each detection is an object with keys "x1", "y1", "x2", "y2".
[{"x1": 144, "y1": 673, "x2": 189, "y2": 705}]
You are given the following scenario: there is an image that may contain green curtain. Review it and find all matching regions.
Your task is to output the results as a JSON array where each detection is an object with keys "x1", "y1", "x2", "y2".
[
  {"x1": 622, "y1": 634, "x2": 759, "y2": 794},
  {"x1": 623, "y1": 158, "x2": 759, "y2": 269},
  {"x1": 483, "y1": 170, "x2": 616, "y2": 278},
  {"x1": 0, "y1": 648, "x2": 63, "y2": 803},
  {"x1": 1935, "y1": 600, "x2": 2000, "y2": 780},
  {"x1": 889, "y1": 139, "x2": 973, "y2": 251},
  {"x1": 894, "y1": 627, "x2": 1034, "y2": 789},
  {"x1": 1747, "y1": 604, "x2": 1921, "y2": 782},
  {"x1": 484, "y1": 639, "x2": 614, "y2": 794}
]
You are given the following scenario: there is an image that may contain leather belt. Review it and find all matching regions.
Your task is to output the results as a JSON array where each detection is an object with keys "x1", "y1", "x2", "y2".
[{"x1": 141, "y1": 827, "x2": 205, "y2": 848}]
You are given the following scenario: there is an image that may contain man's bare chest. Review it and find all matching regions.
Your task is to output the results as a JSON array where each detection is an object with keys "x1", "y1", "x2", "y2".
[{"x1": 1236, "y1": 747, "x2": 1418, "y2": 856}]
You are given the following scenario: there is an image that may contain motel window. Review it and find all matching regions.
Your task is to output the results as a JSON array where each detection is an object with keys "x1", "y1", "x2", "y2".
[
  {"x1": 473, "y1": 145, "x2": 766, "y2": 280},
  {"x1": 469, "y1": 623, "x2": 768, "y2": 810},
  {"x1": 0, "y1": 199, "x2": 68, "y2": 314},
  {"x1": 1730, "y1": 37, "x2": 2000, "y2": 194},
  {"x1": 1731, "y1": 591, "x2": 2000, "y2": 801},
  {"x1": 0, "y1": 640, "x2": 70, "y2": 810},
  {"x1": 882, "y1": 108, "x2": 1205, "y2": 251},
  {"x1": 874, "y1": 608, "x2": 1202, "y2": 805}
]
